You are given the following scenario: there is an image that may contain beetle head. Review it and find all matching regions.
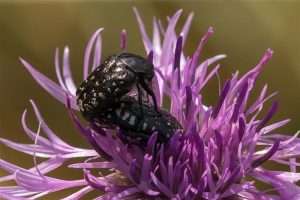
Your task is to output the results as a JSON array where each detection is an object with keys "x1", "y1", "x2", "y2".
[{"x1": 118, "y1": 53, "x2": 154, "y2": 79}]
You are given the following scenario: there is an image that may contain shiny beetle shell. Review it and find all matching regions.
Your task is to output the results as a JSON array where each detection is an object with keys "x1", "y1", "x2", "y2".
[{"x1": 76, "y1": 53, "x2": 182, "y2": 146}]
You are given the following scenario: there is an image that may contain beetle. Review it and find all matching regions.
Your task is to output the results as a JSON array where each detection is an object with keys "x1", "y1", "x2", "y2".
[
  {"x1": 76, "y1": 53, "x2": 182, "y2": 146},
  {"x1": 93, "y1": 95, "x2": 182, "y2": 146},
  {"x1": 76, "y1": 53, "x2": 158, "y2": 121}
]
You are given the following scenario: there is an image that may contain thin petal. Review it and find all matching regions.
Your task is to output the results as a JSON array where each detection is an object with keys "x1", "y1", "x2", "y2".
[
  {"x1": 20, "y1": 58, "x2": 78, "y2": 110},
  {"x1": 54, "y1": 48, "x2": 67, "y2": 91},
  {"x1": 92, "y1": 34, "x2": 102, "y2": 71},
  {"x1": 83, "y1": 28, "x2": 104, "y2": 79},
  {"x1": 120, "y1": 30, "x2": 126, "y2": 53},
  {"x1": 63, "y1": 46, "x2": 77, "y2": 95},
  {"x1": 133, "y1": 7, "x2": 152, "y2": 53}
]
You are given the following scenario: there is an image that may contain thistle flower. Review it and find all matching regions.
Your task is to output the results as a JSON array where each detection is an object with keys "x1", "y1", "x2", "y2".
[{"x1": 1, "y1": 9, "x2": 300, "y2": 200}]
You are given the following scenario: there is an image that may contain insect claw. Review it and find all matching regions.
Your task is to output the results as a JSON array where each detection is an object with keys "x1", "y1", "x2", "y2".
[{"x1": 139, "y1": 78, "x2": 159, "y2": 114}]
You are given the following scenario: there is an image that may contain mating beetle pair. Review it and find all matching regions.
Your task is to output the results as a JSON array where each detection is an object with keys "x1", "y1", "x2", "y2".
[{"x1": 76, "y1": 53, "x2": 181, "y2": 146}]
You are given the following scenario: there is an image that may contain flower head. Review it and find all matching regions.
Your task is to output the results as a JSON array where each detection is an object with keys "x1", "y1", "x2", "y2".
[{"x1": 1, "y1": 8, "x2": 300, "y2": 200}]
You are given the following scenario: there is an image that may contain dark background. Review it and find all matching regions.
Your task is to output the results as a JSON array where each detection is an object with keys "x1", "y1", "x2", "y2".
[{"x1": 0, "y1": 1, "x2": 299, "y2": 198}]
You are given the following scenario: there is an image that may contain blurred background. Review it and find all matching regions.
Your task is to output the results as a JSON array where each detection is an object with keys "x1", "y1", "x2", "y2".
[{"x1": 0, "y1": 0, "x2": 300, "y2": 198}]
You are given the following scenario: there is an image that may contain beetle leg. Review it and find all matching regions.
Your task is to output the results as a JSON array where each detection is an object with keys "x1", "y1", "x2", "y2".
[{"x1": 140, "y1": 79, "x2": 160, "y2": 115}]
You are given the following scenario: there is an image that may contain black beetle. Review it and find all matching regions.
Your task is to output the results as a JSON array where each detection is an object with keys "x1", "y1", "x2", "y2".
[
  {"x1": 76, "y1": 53, "x2": 158, "y2": 120},
  {"x1": 93, "y1": 95, "x2": 182, "y2": 146},
  {"x1": 76, "y1": 53, "x2": 182, "y2": 146}
]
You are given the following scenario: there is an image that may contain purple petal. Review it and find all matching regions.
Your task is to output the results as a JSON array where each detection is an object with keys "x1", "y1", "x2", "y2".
[
  {"x1": 0, "y1": 138, "x2": 55, "y2": 158},
  {"x1": 66, "y1": 97, "x2": 113, "y2": 161},
  {"x1": 220, "y1": 183, "x2": 254, "y2": 199},
  {"x1": 21, "y1": 109, "x2": 54, "y2": 149},
  {"x1": 83, "y1": 28, "x2": 104, "y2": 79},
  {"x1": 212, "y1": 79, "x2": 230, "y2": 118},
  {"x1": 63, "y1": 47, "x2": 77, "y2": 95},
  {"x1": 133, "y1": 7, "x2": 152, "y2": 53},
  {"x1": 237, "y1": 49, "x2": 273, "y2": 88},
  {"x1": 238, "y1": 117, "x2": 246, "y2": 141},
  {"x1": 111, "y1": 187, "x2": 141, "y2": 200},
  {"x1": 252, "y1": 169, "x2": 300, "y2": 199},
  {"x1": 152, "y1": 17, "x2": 162, "y2": 55},
  {"x1": 0, "y1": 186, "x2": 39, "y2": 197},
  {"x1": 20, "y1": 58, "x2": 78, "y2": 110},
  {"x1": 260, "y1": 119, "x2": 290, "y2": 134},
  {"x1": 160, "y1": 10, "x2": 182, "y2": 67},
  {"x1": 146, "y1": 132, "x2": 158, "y2": 155},
  {"x1": 54, "y1": 48, "x2": 67, "y2": 91},
  {"x1": 252, "y1": 139, "x2": 280, "y2": 168},
  {"x1": 0, "y1": 192, "x2": 26, "y2": 200},
  {"x1": 150, "y1": 172, "x2": 173, "y2": 197},
  {"x1": 219, "y1": 166, "x2": 241, "y2": 193},
  {"x1": 195, "y1": 54, "x2": 226, "y2": 82},
  {"x1": 230, "y1": 81, "x2": 248, "y2": 123},
  {"x1": 174, "y1": 35, "x2": 183, "y2": 88},
  {"x1": 129, "y1": 160, "x2": 141, "y2": 184},
  {"x1": 213, "y1": 130, "x2": 223, "y2": 162},
  {"x1": 256, "y1": 100, "x2": 279, "y2": 132},
  {"x1": 180, "y1": 12, "x2": 194, "y2": 45},
  {"x1": 185, "y1": 86, "x2": 192, "y2": 118},
  {"x1": 190, "y1": 27, "x2": 213, "y2": 83},
  {"x1": 92, "y1": 34, "x2": 102, "y2": 71},
  {"x1": 246, "y1": 84, "x2": 268, "y2": 115},
  {"x1": 69, "y1": 161, "x2": 116, "y2": 169},
  {"x1": 120, "y1": 29, "x2": 126, "y2": 53},
  {"x1": 84, "y1": 172, "x2": 106, "y2": 191},
  {"x1": 30, "y1": 100, "x2": 77, "y2": 151},
  {"x1": 0, "y1": 156, "x2": 66, "y2": 183},
  {"x1": 148, "y1": 50, "x2": 154, "y2": 63},
  {"x1": 141, "y1": 154, "x2": 153, "y2": 181},
  {"x1": 196, "y1": 63, "x2": 220, "y2": 92},
  {"x1": 62, "y1": 186, "x2": 92, "y2": 200},
  {"x1": 15, "y1": 169, "x2": 85, "y2": 192}
]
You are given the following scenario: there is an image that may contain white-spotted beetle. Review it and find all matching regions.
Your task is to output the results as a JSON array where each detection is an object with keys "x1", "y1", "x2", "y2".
[{"x1": 76, "y1": 53, "x2": 182, "y2": 146}]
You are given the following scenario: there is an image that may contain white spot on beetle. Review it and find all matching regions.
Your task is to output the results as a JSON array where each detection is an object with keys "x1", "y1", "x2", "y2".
[
  {"x1": 112, "y1": 82, "x2": 117, "y2": 86},
  {"x1": 115, "y1": 108, "x2": 122, "y2": 117},
  {"x1": 90, "y1": 98, "x2": 98, "y2": 107},
  {"x1": 78, "y1": 99, "x2": 84, "y2": 110},
  {"x1": 142, "y1": 123, "x2": 147, "y2": 130},
  {"x1": 129, "y1": 115, "x2": 136, "y2": 126},
  {"x1": 107, "y1": 88, "x2": 111, "y2": 93},
  {"x1": 122, "y1": 112, "x2": 130, "y2": 120},
  {"x1": 107, "y1": 114, "x2": 111, "y2": 119},
  {"x1": 115, "y1": 67, "x2": 122, "y2": 72},
  {"x1": 84, "y1": 104, "x2": 93, "y2": 111},
  {"x1": 151, "y1": 126, "x2": 156, "y2": 131},
  {"x1": 99, "y1": 93, "x2": 104, "y2": 98}
]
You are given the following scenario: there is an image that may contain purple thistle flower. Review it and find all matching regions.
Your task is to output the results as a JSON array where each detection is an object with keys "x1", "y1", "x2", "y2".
[{"x1": 1, "y1": 8, "x2": 300, "y2": 199}]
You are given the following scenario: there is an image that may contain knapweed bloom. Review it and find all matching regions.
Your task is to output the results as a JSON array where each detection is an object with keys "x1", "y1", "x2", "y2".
[{"x1": 1, "y1": 9, "x2": 300, "y2": 200}]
